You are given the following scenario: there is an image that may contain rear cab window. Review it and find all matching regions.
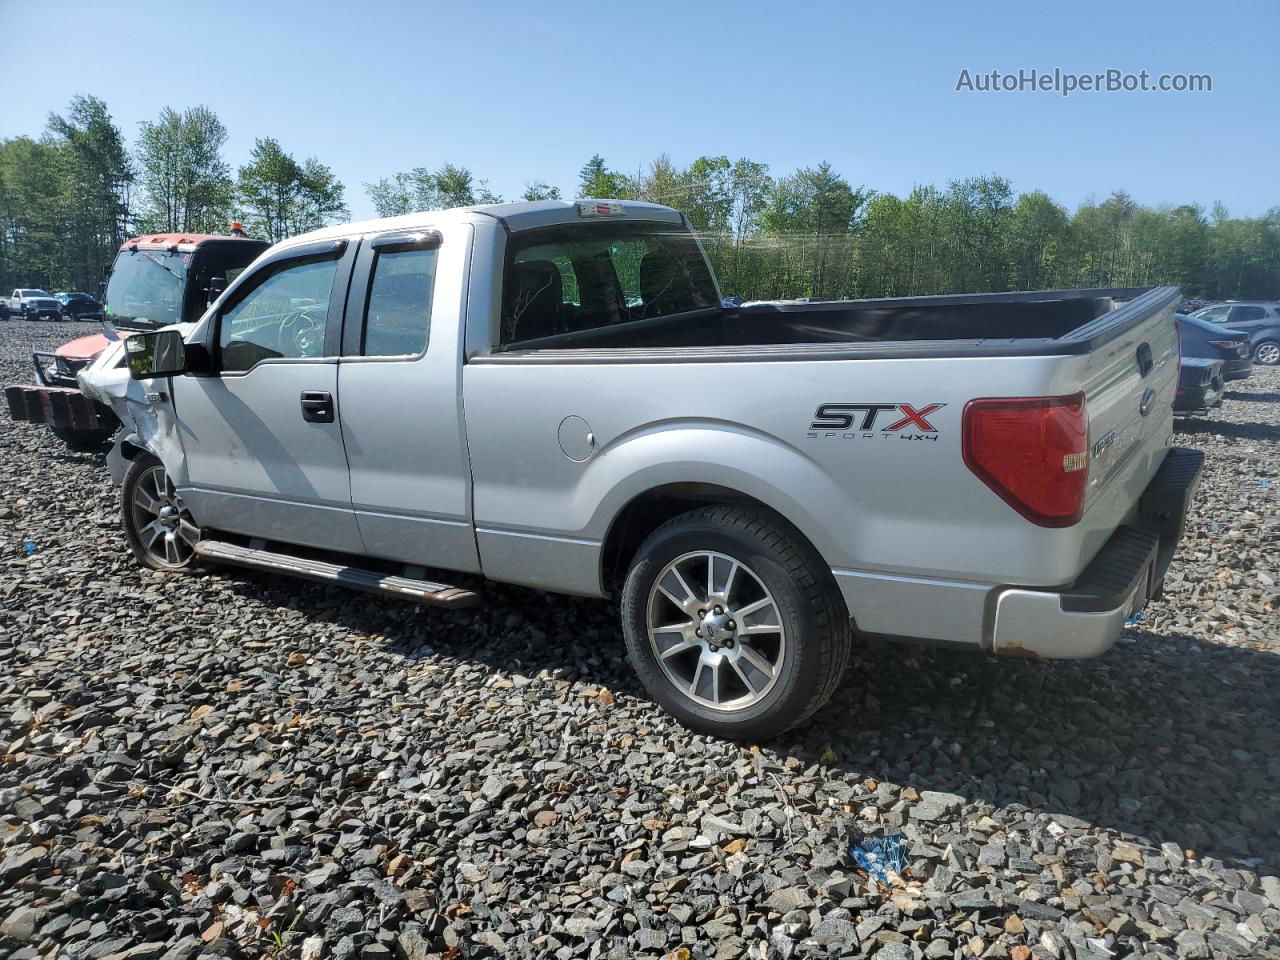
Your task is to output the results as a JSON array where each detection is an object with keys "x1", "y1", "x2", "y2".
[
  {"x1": 360, "y1": 245, "x2": 437, "y2": 357},
  {"x1": 499, "y1": 221, "x2": 719, "y2": 348}
]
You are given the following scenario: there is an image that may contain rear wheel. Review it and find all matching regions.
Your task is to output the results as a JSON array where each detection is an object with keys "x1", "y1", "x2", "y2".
[
  {"x1": 620, "y1": 505, "x2": 852, "y2": 740},
  {"x1": 122, "y1": 454, "x2": 200, "y2": 571},
  {"x1": 1254, "y1": 340, "x2": 1280, "y2": 366}
]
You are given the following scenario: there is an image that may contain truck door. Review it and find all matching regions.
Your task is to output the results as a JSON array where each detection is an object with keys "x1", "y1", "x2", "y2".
[
  {"x1": 171, "y1": 239, "x2": 366, "y2": 554},
  {"x1": 335, "y1": 225, "x2": 480, "y2": 573}
]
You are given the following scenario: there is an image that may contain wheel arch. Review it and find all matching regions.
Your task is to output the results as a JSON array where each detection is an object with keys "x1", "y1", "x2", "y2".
[
  {"x1": 599, "y1": 482, "x2": 843, "y2": 613},
  {"x1": 581, "y1": 425, "x2": 856, "y2": 598}
]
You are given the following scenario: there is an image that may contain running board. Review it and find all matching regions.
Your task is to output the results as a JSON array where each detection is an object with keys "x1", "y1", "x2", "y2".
[{"x1": 194, "y1": 540, "x2": 479, "y2": 608}]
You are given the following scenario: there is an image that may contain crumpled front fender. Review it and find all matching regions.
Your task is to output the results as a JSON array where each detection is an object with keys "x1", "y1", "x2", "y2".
[
  {"x1": 81, "y1": 339, "x2": 185, "y2": 486},
  {"x1": 105, "y1": 432, "x2": 143, "y2": 486}
]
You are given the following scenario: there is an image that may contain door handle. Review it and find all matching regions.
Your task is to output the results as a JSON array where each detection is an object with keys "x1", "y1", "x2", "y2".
[{"x1": 300, "y1": 391, "x2": 334, "y2": 423}]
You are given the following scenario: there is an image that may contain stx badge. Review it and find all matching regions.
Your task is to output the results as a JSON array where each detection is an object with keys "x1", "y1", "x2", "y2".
[{"x1": 808, "y1": 403, "x2": 946, "y2": 440}]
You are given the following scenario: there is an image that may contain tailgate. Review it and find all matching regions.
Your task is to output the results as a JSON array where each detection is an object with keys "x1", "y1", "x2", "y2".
[{"x1": 1080, "y1": 295, "x2": 1179, "y2": 513}]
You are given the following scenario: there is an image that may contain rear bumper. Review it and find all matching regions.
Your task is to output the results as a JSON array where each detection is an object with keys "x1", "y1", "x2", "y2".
[
  {"x1": 1174, "y1": 369, "x2": 1225, "y2": 412},
  {"x1": 990, "y1": 447, "x2": 1204, "y2": 659},
  {"x1": 1221, "y1": 356, "x2": 1253, "y2": 381}
]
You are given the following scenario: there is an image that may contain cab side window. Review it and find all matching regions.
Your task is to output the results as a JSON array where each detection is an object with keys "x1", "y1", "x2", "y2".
[
  {"x1": 362, "y1": 247, "x2": 437, "y2": 357},
  {"x1": 219, "y1": 258, "x2": 339, "y2": 373}
]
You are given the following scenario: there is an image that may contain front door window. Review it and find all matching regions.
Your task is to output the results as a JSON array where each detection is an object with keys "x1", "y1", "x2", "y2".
[{"x1": 219, "y1": 258, "x2": 339, "y2": 372}]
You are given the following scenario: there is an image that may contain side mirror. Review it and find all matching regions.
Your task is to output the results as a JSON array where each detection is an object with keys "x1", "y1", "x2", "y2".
[
  {"x1": 126, "y1": 329, "x2": 188, "y2": 379},
  {"x1": 207, "y1": 275, "x2": 228, "y2": 302}
]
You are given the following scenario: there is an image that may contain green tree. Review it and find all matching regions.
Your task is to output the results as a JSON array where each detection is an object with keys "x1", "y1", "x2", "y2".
[
  {"x1": 135, "y1": 106, "x2": 232, "y2": 234},
  {"x1": 0, "y1": 137, "x2": 71, "y2": 291},
  {"x1": 236, "y1": 138, "x2": 348, "y2": 242},
  {"x1": 1008, "y1": 190, "x2": 1069, "y2": 290},
  {"x1": 1205, "y1": 203, "x2": 1278, "y2": 299},
  {"x1": 937, "y1": 175, "x2": 1015, "y2": 291},
  {"x1": 521, "y1": 181, "x2": 561, "y2": 201},
  {"x1": 47, "y1": 95, "x2": 133, "y2": 289},
  {"x1": 764, "y1": 162, "x2": 869, "y2": 298},
  {"x1": 577, "y1": 154, "x2": 632, "y2": 199},
  {"x1": 365, "y1": 164, "x2": 499, "y2": 216}
]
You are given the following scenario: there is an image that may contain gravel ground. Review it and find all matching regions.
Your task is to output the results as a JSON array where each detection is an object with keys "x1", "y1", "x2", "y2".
[{"x1": 1, "y1": 319, "x2": 1278, "y2": 960}]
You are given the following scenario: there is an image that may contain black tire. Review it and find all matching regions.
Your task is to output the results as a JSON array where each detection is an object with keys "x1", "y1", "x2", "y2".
[
  {"x1": 1253, "y1": 340, "x2": 1280, "y2": 366},
  {"x1": 122, "y1": 453, "x2": 200, "y2": 571},
  {"x1": 620, "y1": 505, "x2": 852, "y2": 740},
  {"x1": 50, "y1": 425, "x2": 115, "y2": 451}
]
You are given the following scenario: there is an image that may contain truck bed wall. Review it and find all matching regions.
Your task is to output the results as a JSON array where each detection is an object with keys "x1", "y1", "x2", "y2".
[{"x1": 522, "y1": 293, "x2": 1118, "y2": 351}]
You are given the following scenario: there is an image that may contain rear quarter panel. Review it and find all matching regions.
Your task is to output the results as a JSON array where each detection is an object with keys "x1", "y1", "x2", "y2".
[{"x1": 463, "y1": 345, "x2": 1156, "y2": 600}]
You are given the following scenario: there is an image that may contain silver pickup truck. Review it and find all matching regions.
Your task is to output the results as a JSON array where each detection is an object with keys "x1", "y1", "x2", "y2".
[{"x1": 82, "y1": 199, "x2": 1203, "y2": 738}]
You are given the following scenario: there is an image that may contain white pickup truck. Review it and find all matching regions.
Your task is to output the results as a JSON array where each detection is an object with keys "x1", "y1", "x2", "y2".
[
  {"x1": 82, "y1": 199, "x2": 1203, "y2": 738},
  {"x1": 7, "y1": 288, "x2": 62, "y2": 321}
]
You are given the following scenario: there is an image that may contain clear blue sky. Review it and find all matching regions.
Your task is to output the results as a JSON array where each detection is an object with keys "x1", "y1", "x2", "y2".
[{"x1": 2, "y1": 0, "x2": 1276, "y2": 221}]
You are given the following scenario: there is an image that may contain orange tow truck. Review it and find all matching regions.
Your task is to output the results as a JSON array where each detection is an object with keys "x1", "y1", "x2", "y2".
[{"x1": 5, "y1": 227, "x2": 267, "y2": 449}]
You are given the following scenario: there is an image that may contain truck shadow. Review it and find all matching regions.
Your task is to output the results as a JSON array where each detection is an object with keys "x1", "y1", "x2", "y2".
[
  {"x1": 1175, "y1": 418, "x2": 1280, "y2": 442},
  {"x1": 1223, "y1": 390, "x2": 1280, "y2": 404},
  {"x1": 806, "y1": 631, "x2": 1280, "y2": 872},
  {"x1": 223, "y1": 569, "x2": 1280, "y2": 873}
]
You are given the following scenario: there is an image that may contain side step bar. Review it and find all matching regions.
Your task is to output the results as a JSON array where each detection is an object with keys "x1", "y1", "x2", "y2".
[{"x1": 194, "y1": 540, "x2": 479, "y2": 608}]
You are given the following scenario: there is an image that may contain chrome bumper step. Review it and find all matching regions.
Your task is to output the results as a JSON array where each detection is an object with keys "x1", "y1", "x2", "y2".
[{"x1": 194, "y1": 540, "x2": 479, "y2": 608}]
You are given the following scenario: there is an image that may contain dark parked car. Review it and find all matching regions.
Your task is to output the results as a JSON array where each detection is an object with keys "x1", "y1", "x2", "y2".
[
  {"x1": 1175, "y1": 313, "x2": 1252, "y2": 380},
  {"x1": 54, "y1": 292, "x2": 105, "y2": 321},
  {"x1": 1174, "y1": 357, "x2": 1225, "y2": 414},
  {"x1": 1187, "y1": 302, "x2": 1280, "y2": 366}
]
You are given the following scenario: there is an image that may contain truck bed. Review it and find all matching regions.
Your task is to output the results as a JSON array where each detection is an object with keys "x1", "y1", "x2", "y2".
[{"x1": 485, "y1": 286, "x2": 1177, "y2": 362}]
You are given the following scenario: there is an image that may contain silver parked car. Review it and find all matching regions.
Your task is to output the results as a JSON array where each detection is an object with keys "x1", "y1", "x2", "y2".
[{"x1": 82, "y1": 200, "x2": 1203, "y2": 738}]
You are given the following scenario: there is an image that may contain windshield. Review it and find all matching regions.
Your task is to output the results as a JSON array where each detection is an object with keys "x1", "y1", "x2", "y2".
[
  {"x1": 104, "y1": 249, "x2": 188, "y2": 328},
  {"x1": 22, "y1": 289, "x2": 51, "y2": 298},
  {"x1": 104, "y1": 241, "x2": 264, "y2": 329},
  {"x1": 500, "y1": 221, "x2": 719, "y2": 347}
]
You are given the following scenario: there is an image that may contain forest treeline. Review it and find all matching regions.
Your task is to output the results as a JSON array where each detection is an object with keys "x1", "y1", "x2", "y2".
[{"x1": 3, "y1": 95, "x2": 1277, "y2": 301}]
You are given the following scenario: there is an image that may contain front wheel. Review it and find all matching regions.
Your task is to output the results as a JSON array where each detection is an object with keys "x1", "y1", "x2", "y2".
[
  {"x1": 122, "y1": 454, "x2": 201, "y2": 571},
  {"x1": 620, "y1": 505, "x2": 852, "y2": 739},
  {"x1": 1253, "y1": 340, "x2": 1280, "y2": 366}
]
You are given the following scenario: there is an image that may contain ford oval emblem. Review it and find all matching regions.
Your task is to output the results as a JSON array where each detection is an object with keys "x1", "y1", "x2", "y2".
[{"x1": 1139, "y1": 387, "x2": 1155, "y2": 417}]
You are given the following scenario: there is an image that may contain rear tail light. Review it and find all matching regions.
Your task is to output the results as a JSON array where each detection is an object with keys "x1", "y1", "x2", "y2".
[
  {"x1": 962, "y1": 393, "x2": 1089, "y2": 527},
  {"x1": 1206, "y1": 340, "x2": 1243, "y2": 352}
]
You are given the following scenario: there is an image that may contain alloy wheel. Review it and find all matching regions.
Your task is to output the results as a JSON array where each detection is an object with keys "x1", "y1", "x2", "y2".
[
  {"x1": 131, "y1": 464, "x2": 200, "y2": 567},
  {"x1": 646, "y1": 550, "x2": 786, "y2": 711}
]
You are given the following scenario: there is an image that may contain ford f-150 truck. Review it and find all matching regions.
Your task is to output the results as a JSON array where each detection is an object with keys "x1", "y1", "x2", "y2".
[{"x1": 82, "y1": 199, "x2": 1203, "y2": 738}]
